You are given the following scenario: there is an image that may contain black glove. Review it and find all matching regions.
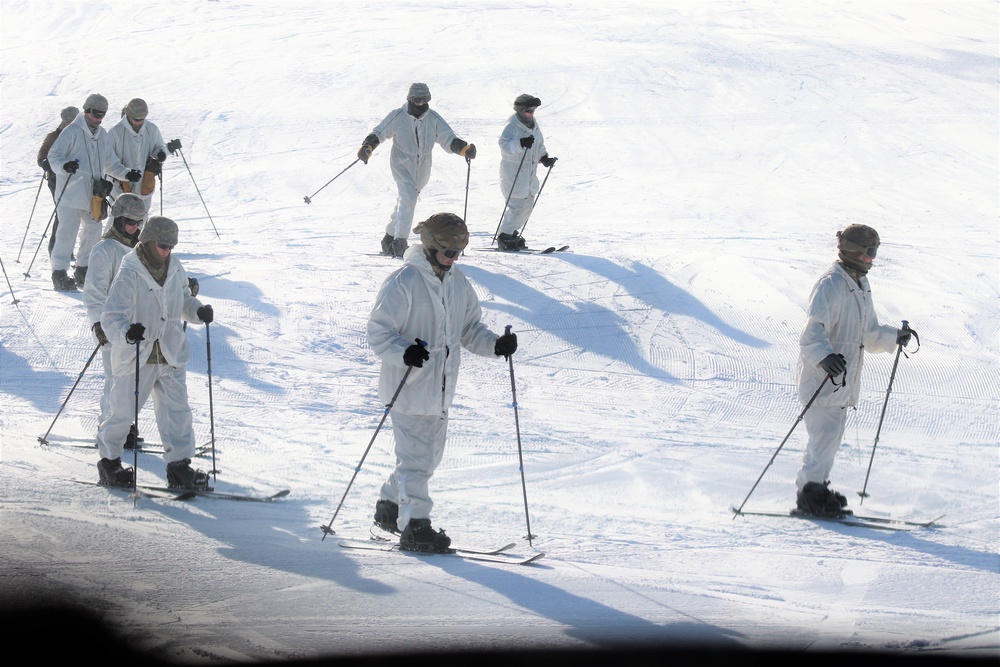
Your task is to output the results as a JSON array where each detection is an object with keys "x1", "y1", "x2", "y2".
[
  {"x1": 495, "y1": 331, "x2": 518, "y2": 359},
  {"x1": 63, "y1": 160, "x2": 79, "y2": 174},
  {"x1": 897, "y1": 327, "x2": 916, "y2": 347},
  {"x1": 461, "y1": 143, "x2": 477, "y2": 160},
  {"x1": 125, "y1": 322, "x2": 146, "y2": 343},
  {"x1": 125, "y1": 169, "x2": 142, "y2": 183},
  {"x1": 197, "y1": 305, "x2": 214, "y2": 324},
  {"x1": 540, "y1": 155, "x2": 558, "y2": 168},
  {"x1": 166, "y1": 139, "x2": 182, "y2": 155},
  {"x1": 819, "y1": 353, "x2": 846, "y2": 377},
  {"x1": 146, "y1": 159, "x2": 162, "y2": 176},
  {"x1": 92, "y1": 322, "x2": 109, "y2": 346},
  {"x1": 403, "y1": 340, "x2": 430, "y2": 368},
  {"x1": 188, "y1": 277, "x2": 200, "y2": 297},
  {"x1": 519, "y1": 136, "x2": 534, "y2": 149},
  {"x1": 156, "y1": 150, "x2": 167, "y2": 162},
  {"x1": 358, "y1": 144, "x2": 373, "y2": 164}
]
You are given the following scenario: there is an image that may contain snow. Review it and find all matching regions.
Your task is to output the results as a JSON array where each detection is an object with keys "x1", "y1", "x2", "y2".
[{"x1": 1, "y1": 0, "x2": 997, "y2": 661}]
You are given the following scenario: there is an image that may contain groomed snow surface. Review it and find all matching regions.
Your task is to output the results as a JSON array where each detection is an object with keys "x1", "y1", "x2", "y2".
[{"x1": 0, "y1": 1, "x2": 997, "y2": 663}]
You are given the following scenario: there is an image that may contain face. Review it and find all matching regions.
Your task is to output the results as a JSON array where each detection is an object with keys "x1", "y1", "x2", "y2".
[
  {"x1": 122, "y1": 218, "x2": 141, "y2": 234},
  {"x1": 155, "y1": 241, "x2": 173, "y2": 259},
  {"x1": 128, "y1": 116, "x2": 145, "y2": 130},
  {"x1": 409, "y1": 96, "x2": 429, "y2": 107},
  {"x1": 85, "y1": 108, "x2": 107, "y2": 126},
  {"x1": 435, "y1": 248, "x2": 461, "y2": 268}
]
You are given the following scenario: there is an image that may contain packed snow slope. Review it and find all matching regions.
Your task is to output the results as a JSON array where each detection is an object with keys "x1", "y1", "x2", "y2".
[{"x1": 1, "y1": 0, "x2": 997, "y2": 662}]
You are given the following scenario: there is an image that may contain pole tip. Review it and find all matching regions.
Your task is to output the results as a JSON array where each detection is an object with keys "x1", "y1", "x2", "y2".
[{"x1": 303, "y1": 196, "x2": 312, "y2": 204}]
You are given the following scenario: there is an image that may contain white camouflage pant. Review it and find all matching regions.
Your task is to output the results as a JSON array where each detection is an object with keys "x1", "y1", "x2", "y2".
[
  {"x1": 97, "y1": 361, "x2": 196, "y2": 464},
  {"x1": 380, "y1": 412, "x2": 449, "y2": 530},
  {"x1": 498, "y1": 196, "x2": 535, "y2": 236},
  {"x1": 795, "y1": 405, "x2": 848, "y2": 492},
  {"x1": 51, "y1": 205, "x2": 101, "y2": 271}
]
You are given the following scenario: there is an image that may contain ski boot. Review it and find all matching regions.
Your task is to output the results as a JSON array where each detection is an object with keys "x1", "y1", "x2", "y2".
[
  {"x1": 796, "y1": 481, "x2": 851, "y2": 518},
  {"x1": 374, "y1": 499, "x2": 400, "y2": 534},
  {"x1": 380, "y1": 233, "x2": 394, "y2": 254},
  {"x1": 97, "y1": 457, "x2": 135, "y2": 488},
  {"x1": 166, "y1": 458, "x2": 212, "y2": 491},
  {"x1": 73, "y1": 265, "x2": 88, "y2": 287},
  {"x1": 497, "y1": 232, "x2": 526, "y2": 251},
  {"x1": 399, "y1": 518, "x2": 451, "y2": 553},
  {"x1": 51, "y1": 270, "x2": 77, "y2": 292}
]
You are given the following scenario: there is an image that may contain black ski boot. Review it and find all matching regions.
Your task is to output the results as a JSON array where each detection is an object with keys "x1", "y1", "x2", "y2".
[
  {"x1": 123, "y1": 424, "x2": 143, "y2": 450},
  {"x1": 166, "y1": 458, "x2": 212, "y2": 490},
  {"x1": 796, "y1": 481, "x2": 851, "y2": 518},
  {"x1": 380, "y1": 233, "x2": 394, "y2": 254},
  {"x1": 51, "y1": 270, "x2": 77, "y2": 292},
  {"x1": 97, "y1": 457, "x2": 134, "y2": 488},
  {"x1": 374, "y1": 499, "x2": 399, "y2": 533},
  {"x1": 400, "y1": 518, "x2": 451, "y2": 553},
  {"x1": 73, "y1": 265, "x2": 88, "y2": 286},
  {"x1": 497, "y1": 232, "x2": 526, "y2": 251}
]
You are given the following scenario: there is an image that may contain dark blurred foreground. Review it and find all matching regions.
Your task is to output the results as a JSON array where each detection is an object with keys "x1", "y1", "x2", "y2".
[{"x1": 2, "y1": 601, "x2": 987, "y2": 666}]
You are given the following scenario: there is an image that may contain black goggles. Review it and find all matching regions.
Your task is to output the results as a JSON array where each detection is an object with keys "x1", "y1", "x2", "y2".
[
  {"x1": 441, "y1": 248, "x2": 461, "y2": 259},
  {"x1": 85, "y1": 108, "x2": 107, "y2": 118}
]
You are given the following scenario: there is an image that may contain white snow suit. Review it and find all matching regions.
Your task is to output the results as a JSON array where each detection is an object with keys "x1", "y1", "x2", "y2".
[
  {"x1": 369, "y1": 105, "x2": 461, "y2": 239},
  {"x1": 795, "y1": 262, "x2": 899, "y2": 491},
  {"x1": 45, "y1": 114, "x2": 130, "y2": 271},
  {"x1": 98, "y1": 249, "x2": 204, "y2": 463},
  {"x1": 367, "y1": 244, "x2": 501, "y2": 528},
  {"x1": 82, "y1": 232, "x2": 134, "y2": 425},
  {"x1": 107, "y1": 116, "x2": 167, "y2": 216},
  {"x1": 498, "y1": 114, "x2": 547, "y2": 235}
]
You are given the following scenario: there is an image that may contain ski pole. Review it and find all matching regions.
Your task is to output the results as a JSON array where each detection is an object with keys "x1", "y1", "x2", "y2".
[
  {"x1": 503, "y1": 325, "x2": 536, "y2": 545},
  {"x1": 321, "y1": 339, "x2": 425, "y2": 540},
  {"x1": 462, "y1": 157, "x2": 471, "y2": 224},
  {"x1": 492, "y1": 146, "x2": 529, "y2": 245},
  {"x1": 205, "y1": 319, "x2": 219, "y2": 479},
  {"x1": 732, "y1": 374, "x2": 835, "y2": 517},
  {"x1": 16, "y1": 174, "x2": 46, "y2": 262},
  {"x1": 37, "y1": 343, "x2": 102, "y2": 445},
  {"x1": 23, "y1": 176, "x2": 72, "y2": 280},
  {"x1": 174, "y1": 146, "x2": 220, "y2": 238},
  {"x1": 132, "y1": 332, "x2": 143, "y2": 497},
  {"x1": 303, "y1": 158, "x2": 360, "y2": 204},
  {"x1": 517, "y1": 163, "x2": 553, "y2": 239},
  {"x1": 2, "y1": 255, "x2": 19, "y2": 305},
  {"x1": 858, "y1": 320, "x2": 913, "y2": 504}
]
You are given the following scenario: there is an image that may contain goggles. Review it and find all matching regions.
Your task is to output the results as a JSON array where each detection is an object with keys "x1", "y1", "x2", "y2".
[{"x1": 85, "y1": 108, "x2": 107, "y2": 118}]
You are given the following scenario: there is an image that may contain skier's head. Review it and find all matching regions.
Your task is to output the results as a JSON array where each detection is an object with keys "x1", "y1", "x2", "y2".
[
  {"x1": 82, "y1": 93, "x2": 109, "y2": 128},
  {"x1": 111, "y1": 193, "x2": 145, "y2": 237},
  {"x1": 60, "y1": 106, "x2": 79, "y2": 127},
  {"x1": 837, "y1": 223, "x2": 880, "y2": 274},
  {"x1": 513, "y1": 94, "x2": 541, "y2": 126},
  {"x1": 124, "y1": 98, "x2": 148, "y2": 127},
  {"x1": 407, "y1": 83, "x2": 431, "y2": 117},
  {"x1": 415, "y1": 213, "x2": 469, "y2": 273}
]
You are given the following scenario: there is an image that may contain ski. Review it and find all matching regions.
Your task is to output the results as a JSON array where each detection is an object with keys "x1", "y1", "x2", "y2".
[
  {"x1": 365, "y1": 527, "x2": 517, "y2": 555},
  {"x1": 337, "y1": 538, "x2": 544, "y2": 565},
  {"x1": 474, "y1": 245, "x2": 569, "y2": 254},
  {"x1": 731, "y1": 507, "x2": 940, "y2": 531},
  {"x1": 136, "y1": 485, "x2": 291, "y2": 502},
  {"x1": 40, "y1": 438, "x2": 212, "y2": 458},
  {"x1": 68, "y1": 478, "x2": 197, "y2": 501}
]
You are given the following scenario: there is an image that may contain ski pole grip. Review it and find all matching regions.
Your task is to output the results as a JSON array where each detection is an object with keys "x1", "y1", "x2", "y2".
[
  {"x1": 505, "y1": 325, "x2": 512, "y2": 334},
  {"x1": 901, "y1": 319, "x2": 909, "y2": 330}
]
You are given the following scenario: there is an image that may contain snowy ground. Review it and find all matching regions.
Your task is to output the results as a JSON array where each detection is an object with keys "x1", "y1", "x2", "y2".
[{"x1": 1, "y1": 0, "x2": 997, "y2": 662}]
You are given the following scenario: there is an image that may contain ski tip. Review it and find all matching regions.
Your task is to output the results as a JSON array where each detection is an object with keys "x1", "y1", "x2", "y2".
[
  {"x1": 523, "y1": 552, "x2": 546, "y2": 564},
  {"x1": 272, "y1": 489, "x2": 291, "y2": 499}
]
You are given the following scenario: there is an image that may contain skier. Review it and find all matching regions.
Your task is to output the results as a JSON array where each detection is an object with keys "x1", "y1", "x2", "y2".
[
  {"x1": 367, "y1": 213, "x2": 518, "y2": 551},
  {"x1": 82, "y1": 193, "x2": 144, "y2": 435},
  {"x1": 36, "y1": 106, "x2": 79, "y2": 256},
  {"x1": 96, "y1": 216, "x2": 214, "y2": 489},
  {"x1": 795, "y1": 224, "x2": 914, "y2": 517},
  {"x1": 356, "y1": 83, "x2": 477, "y2": 257},
  {"x1": 46, "y1": 93, "x2": 139, "y2": 291},
  {"x1": 496, "y1": 94, "x2": 557, "y2": 251},
  {"x1": 107, "y1": 98, "x2": 168, "y2": 218}
]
